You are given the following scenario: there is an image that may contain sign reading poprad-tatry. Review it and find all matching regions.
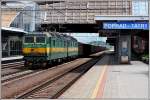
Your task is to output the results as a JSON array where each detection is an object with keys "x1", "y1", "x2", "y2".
[{"x1": 103, "y1": 22, "x2": 149, "y2": 30}]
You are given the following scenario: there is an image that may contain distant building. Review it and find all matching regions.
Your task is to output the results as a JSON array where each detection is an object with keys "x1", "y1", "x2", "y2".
[
  {"x1": 1, "y1": 1, "x2": 43, "y2": 32},
  {"x1": 1, "y1": 1, "x2": 42, "y2": 57}
]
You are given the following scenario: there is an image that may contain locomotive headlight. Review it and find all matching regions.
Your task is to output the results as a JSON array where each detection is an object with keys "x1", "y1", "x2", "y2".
[{"x1": 29, "y1": 63, "x2": 32, "y2": 65}]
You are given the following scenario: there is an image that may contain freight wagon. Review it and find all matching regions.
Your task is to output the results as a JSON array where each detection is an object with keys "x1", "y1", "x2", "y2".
[{"x1": 78, "y1": 42, "x2": 106, "y2": 57}]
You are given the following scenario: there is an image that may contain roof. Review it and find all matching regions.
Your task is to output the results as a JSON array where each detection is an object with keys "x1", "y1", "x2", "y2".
[
  {"x1": 25, "y1": 32, "x2": 77, "y2": 41},
  {"x1": 1, "y1": 10, "x2": 18, "y2": 27},
  {"x1": 2, "y1": 27, "x2": 28, "y2": 34},
  {"x1": 95, "y1": 15, "x2": 149, "y2": 21}
]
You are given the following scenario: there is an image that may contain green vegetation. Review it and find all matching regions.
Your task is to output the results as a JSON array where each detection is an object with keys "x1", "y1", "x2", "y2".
[{"x1": 141, "y1": 54, "x2": 149, "y2": 63}]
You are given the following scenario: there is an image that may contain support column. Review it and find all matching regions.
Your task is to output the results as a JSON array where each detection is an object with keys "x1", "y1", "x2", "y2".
[
  {"x1": 8, "y1": 37, "x2": 11, "y2": 57},
  {"x1": 118, "y1": 34, "x2": 131, "y2": 64},
  {"x1": 113, "y1": 36, "x2": 118, "y2": 64}
]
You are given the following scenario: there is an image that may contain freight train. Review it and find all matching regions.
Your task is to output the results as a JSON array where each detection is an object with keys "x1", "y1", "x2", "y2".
[
  {"x1": 78, "y1": 42, "x2": 106, "y2": 57},
  {"x1": 22, "y1": 32, "x2": 105, "y2": 68}
]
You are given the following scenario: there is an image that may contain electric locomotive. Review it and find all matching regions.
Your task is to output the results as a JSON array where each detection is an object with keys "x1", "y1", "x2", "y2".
[{"x1": 22, "y1": 32, "x2": 78, "y2": 68}]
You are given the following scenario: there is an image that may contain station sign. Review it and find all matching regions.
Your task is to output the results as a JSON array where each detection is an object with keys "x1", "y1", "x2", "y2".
[{"x1": 103, "y1": 22, "x2": 149, "y2": 30}]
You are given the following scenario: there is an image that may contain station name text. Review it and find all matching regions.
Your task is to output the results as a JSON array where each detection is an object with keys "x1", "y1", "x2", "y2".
[{"x1": 103, "y1": 22, "x2": 149, "y2": 30}]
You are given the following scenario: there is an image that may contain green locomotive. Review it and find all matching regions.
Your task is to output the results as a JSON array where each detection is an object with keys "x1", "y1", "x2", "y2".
[{"x1": 23, "y1": 32, "x2": 78, "y2": 68}]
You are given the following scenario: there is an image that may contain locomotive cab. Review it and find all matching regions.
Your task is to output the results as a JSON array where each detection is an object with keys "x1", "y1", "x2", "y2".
[{"x1": 23, "y1": 33, "x2": 48, "y2": 67}]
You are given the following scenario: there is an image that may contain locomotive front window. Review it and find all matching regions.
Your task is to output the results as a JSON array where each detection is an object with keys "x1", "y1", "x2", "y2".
[
  {"x1": 36, "y1": 37, "x2": 45, "y2": 43},
  {"x1": 24, "y1": 37, "x2": 34, "y2": 43}
]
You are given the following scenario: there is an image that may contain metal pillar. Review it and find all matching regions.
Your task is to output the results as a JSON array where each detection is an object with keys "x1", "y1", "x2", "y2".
[
  {"x1": 8, "y1": 37, "x2": 11, "y2": 57},
  {"x1": 0, "y1": 1, "x2": 1, "y2": 73},
  {"x1": 118, "y1": 34, "x2": 131, "y2": 64}
]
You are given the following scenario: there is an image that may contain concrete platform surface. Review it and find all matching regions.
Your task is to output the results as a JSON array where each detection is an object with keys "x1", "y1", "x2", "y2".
[
  {"x1": 2, "y1": 56, "x2": 23, "y2": 61},
  {"x1": 59, "y1": 54, "x2": 149, "y2": 99}
]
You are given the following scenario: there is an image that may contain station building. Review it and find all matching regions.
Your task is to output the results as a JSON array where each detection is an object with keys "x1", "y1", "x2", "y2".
[{"x1": 1, "y1": 1, "x2": 43, "y2": 57}]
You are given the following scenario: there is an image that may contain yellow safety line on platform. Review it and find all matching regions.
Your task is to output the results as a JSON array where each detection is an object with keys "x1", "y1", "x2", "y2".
[{"x1": 91, "y1": 65, "x2": 108, "y2": 98}]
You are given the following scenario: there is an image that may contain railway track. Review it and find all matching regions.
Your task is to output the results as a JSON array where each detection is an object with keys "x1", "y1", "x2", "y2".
[
  {"x1": 1, "y1": 70, "x2": 40, "y2": 83},
  {"x1": 2, "y1": 61, "x2": 24, "y2": 69},
  {"x1": 2, "y1": 58, "x2": 89, "y2": 98},
  {"x1": 2, "y1": 52, "x2": 105, "y2": 99},
  {"x1": 1, "y1": 61, "x2": 26, "y2": 77},
  {"x1": 1, "y1": 60, "x2": 77, "y2": 84},
  {"x1": 1, "y1": 68, "x2": 27, "y2": 77},
  {"x1": 1, "y1": 61, "x2": 72, "y2": 84},
  {"x1": 17, "y1": 55, "x2": 103, "y2": 99}
]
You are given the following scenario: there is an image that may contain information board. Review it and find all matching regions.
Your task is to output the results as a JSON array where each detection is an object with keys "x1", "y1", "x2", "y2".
[{"x1": 103, "y1": 22, "x2": 149, "y2": 30}]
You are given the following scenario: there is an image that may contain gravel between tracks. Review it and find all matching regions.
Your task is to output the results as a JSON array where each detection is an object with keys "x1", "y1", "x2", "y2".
[
  {"x1": 1, "y1": 67, "x2": 25, "y2": 77},
  {"x1": 22, "y1": 58, "x2": 101, "y2": 99},
  {"x1": 2, "y1": 61, "x2": 24, "y2": 69},
  {"x1": 2, "y1": 70, "x2": 38, "y2": 83},
  {"x1": 2, "y1": 58, "x2": 91, "y2": 99},
  {"x1": 1, "y1": 61, "x2": 25, "y2": 77}
]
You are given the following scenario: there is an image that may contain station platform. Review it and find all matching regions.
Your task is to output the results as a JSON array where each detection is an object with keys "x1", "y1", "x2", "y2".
[
  {"x1": 59, "y1": 54, "x2": 148, "y2": 99},
  {"x1": 2, "y1": 56, "x2": 23, "y2": 63}
]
